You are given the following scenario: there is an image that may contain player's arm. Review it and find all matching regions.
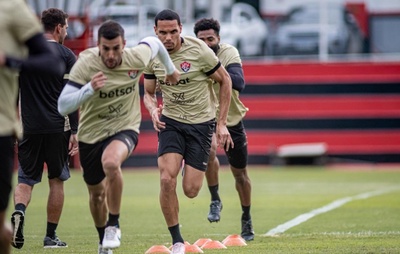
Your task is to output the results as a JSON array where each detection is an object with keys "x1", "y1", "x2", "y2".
[
  {"x1": 209, "y1": 65, "x2": 234, "y2": 150},
  {"x1": 143, "y1": 75, "x2": 165, "y2": 132},
  {"x1": 139, "y1": 37, "x2": 180, "y2": 84},
  {"x1": 0, "y1": 33, "x2": 64, "y2": 76},
  {"x1": 58, "y1": 72, "x2": 107, "y2": 116},
  {"x1": 226, "y1": 63, "x2": 245, "y2": 92}
]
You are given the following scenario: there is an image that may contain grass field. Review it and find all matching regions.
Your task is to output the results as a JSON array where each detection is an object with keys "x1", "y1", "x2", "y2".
[{"x1": 7, "y1": 165, "x2": 400, "y2": 253}]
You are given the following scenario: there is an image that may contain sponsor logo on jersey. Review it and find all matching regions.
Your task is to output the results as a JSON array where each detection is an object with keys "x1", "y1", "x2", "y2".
[
  {"x1": 128, "y1": 70, "x2": 138, "y2": 79},
  {"x1": 158, "y1": 77, "x2": 190, "y2": 86},
  {"x1": 180, "y1": 61, "x2": 191, "y2": 72},
  {"x1": 99, "y1": 84, "x2": 136, "y2": 98}
]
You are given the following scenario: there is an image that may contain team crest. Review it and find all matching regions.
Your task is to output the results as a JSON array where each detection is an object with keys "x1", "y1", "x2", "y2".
[
  {"x1": 180, "y1": 61, "x2": 191, "y2": 72},
  {"x1": 128, "y1": 70, "x2": 138, "y2": 79}
]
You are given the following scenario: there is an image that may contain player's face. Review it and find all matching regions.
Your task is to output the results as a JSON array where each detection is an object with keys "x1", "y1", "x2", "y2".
[
  {"x1": 196, "y1": 29, "x2": 220, "y2": 54},
  {"x1": 98, "y1": 36, "x2": 126, "y2": 69},
  {"x1": 58, "y1": 19, "x2": 68, "y2": 44},
  {"x1": 154, "y1": 20, "x2": 182, "y2": 54}
]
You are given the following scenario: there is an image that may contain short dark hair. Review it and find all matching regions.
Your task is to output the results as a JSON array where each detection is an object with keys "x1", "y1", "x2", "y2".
[
  {"x1": 98, "y1": 20, "x2": 125, "y2": 42},
  {"x1": 155, "y1": 9, "x2": 181, "y2": 26},
  {"x1": 194, "y1": 18, "x2": 220, "y2": 36},
  {"x1": 41, "y1": 8, "x2": 68, "y2": 33}
]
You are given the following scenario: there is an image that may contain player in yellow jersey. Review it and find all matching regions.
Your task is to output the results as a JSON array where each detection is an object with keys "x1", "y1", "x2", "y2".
[
  {"x1": 58, "y1": 20, "x2": 179, "y2": 254},
  {"x1": 143, "y1": 9, "x2": 233, "y2": 254},
  {"x1": 194, "y1": 18, "x2": 254, "y2": 241},
  {"x1": 0, "y1": 0, "x2": 65, "y2": 253}
]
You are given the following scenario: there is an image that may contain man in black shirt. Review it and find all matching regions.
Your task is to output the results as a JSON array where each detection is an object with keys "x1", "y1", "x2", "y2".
[{"x1": 10, "y1": 8, "x2": 78, "y2": 249}]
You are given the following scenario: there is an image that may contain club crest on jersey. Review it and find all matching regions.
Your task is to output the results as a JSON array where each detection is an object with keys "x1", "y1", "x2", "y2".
[
  {"x1": 128, "y1": 70, "x2": 138, "y2": 79},
  {"x1": 180, "y1": 61, "x2": 191, "y2": 72}
]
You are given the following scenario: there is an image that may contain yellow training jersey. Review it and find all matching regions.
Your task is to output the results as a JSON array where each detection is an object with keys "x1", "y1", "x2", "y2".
[
  {"x1": 144, "y1": 36, "x2": 219, "y2": 124},
  {"x1": 0, "y1": 0, "x2": 42, "y2": 136},
  {"x1": 214, "y1": 43, "x2": 248, "y2": 127},
  {"x1": 68, "y1": 44, "x2": 152, "y2": 143}
]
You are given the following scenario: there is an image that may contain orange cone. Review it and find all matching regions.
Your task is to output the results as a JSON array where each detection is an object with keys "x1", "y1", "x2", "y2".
[
  {"x1": 185, "y1": 244, "x2": 204, "y2": 253},
  {"x1": 200, "y1": 240, "x2": 227, "y2": 249},
  {"x1": 193, "y1": 238, "x2": 212, "y2": 247},
  {"x1": 222, "y1": 237, "x2": 247, "y2": 247},
  {"x1": 145, "y1": 245, "x2": 171, "y2": 253},
  {"x1": 222, "y1": 234, "x2": 245, "y2": 243}
]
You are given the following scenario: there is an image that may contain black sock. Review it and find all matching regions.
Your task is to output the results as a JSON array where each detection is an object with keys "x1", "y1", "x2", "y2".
[
  {"x1": 107, "y1": 213, "x2": 120, "y2": 227},
  {"x1": 46, "y1": 222, "x2": 58, "y2": 238},
  {"x1": 15, "y1": 203, "x2": 26, "y2": 213},
  {"x1": 241, "y1": 205, "x2": 251, "y2": 221},
  {"x1": 168, "y1": 224, "x2": 184, "y2": 244},
  {"x1": 208, "y1": 185, "x2": 220, "y2": 201},
  {"x1": 96, "y1": 226, "x2": 106, "y2": 244}
]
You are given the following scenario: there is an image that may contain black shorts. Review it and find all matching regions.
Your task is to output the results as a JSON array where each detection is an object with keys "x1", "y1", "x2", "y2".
[
  {"x1": 0, "y1": 136, "x2": 15, "y2": 211},
  {"x1": 17, "y1": 132, "x2": 71, "y2": 186},
  {"x1": 79, "y1": 130, "x2": 138, "y2": 185},
  {"x1": 158, "y1": 115, "x2": 215, "y2": 171},
  {"x1": 225, "y1": 121, "x2": 248, "y2": 169}
]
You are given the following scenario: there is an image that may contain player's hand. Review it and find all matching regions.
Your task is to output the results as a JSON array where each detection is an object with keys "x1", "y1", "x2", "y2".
[
  {"x1": 216, "y1": 124, "x2": 234, "y2": 151},
  {"x1": 68, "y1": 134, "x2": 79, "y2": 156},
  {"x1": 165, "y1": 69, "x2": 180, "y2": 85},
  {"x1": 91, "y1": 71, "x2": 107, "y2": 91},
  {"x1": 151, "y1": 104, "x2": 166, "y2": 132}
]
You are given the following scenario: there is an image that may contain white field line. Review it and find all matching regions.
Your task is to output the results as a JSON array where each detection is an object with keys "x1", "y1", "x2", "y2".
[{"x1": 264, "y1": 187, "x2": 400, "y2": 237}]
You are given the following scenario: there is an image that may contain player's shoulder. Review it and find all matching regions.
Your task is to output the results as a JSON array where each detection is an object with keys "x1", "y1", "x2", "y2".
[
  {"x1": 219, "y1": 43, "x2": 239, "y2": 54},
  {"x1": 77, "y1": 47, "x2": 99, "y2": 61}
]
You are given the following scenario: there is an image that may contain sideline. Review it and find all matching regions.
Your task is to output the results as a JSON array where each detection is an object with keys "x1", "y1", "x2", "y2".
[{"x1": 264, "y1": 187, "x2": 399, "y2": 236}]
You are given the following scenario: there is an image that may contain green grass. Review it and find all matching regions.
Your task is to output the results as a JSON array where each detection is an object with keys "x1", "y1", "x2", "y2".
[{"x1": 7, "y1": 165, "x2": 400, "y2": 253}]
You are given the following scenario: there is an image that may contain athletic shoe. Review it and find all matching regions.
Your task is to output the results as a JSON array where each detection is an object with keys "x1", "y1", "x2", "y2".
[
  {"x1": 102, "y1": 226, "x2": 121, "y2": 249},
  {"x1": 98, "y1": 244, "x2": 113, "y2": 254},
  {"x1": 43, "y1": 235, "x2": 68, "y2": 248},
  {"x1": 241, "y1": 218, "x2": 255, "y2": 241},
  {"x1": 11, "y1": 210, "x2": 25, "y2": 249},
  {"x1": 171, "y1": 242, "x2": 185, "y2": 254},
  {"x1": 207, "y1": 200, "x2": 222, "y2": 222}
]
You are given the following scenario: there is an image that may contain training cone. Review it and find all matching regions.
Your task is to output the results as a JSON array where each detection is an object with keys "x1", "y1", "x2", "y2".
[
  {"x1": 222, "y1": 237, "x2": 247, "y2": 247},
  {"x1": 185, "y1": 244, "x2": 204, "y2": 253},
  {"x1": 222, "y1": 234, "x2": 246, "y2": 243},
  {"x1": 145, "y1": 245, "x2": 170, "y2": 253},
  {"x1": 200, "y1": 240, "x2": 227, "y2": 249},
  {"x1": 193, "y1": 238, "x2": 212, "y2": 247}
]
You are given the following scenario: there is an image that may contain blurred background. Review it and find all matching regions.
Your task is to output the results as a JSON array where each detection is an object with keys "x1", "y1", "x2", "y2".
[{"x1": 26, "y1": 0, "x2": 400, "y2": 167}]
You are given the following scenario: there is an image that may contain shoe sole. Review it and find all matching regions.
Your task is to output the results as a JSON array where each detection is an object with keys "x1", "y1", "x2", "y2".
[
  {"x1": 11, "y1": 212, "x2": 24, "y2": 249},
  {"x1": 44, "y1": 245, "x2": 68, "y2": 248}
]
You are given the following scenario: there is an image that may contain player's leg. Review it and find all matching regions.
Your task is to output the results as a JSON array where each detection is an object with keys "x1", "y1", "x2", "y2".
[
  {"x1": 0, "y1": 136, "x2": 14, "y2": 254},
  {"x1": 205, "y1": 133, "x2": 222, "y2": 222}
]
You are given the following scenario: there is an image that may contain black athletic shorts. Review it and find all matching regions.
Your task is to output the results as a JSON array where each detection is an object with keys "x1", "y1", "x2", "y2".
[
  {"x1": 0, "y1": 136, "x2": 15, "y2": 211},
  {"x1": 225, "y1": 121, "x2": 248, "y2": 169},
  {"x1": 158, "y1": 115, "x2": 215, "y2": 171},
  {"x1": 79, "y1": 130, "x2": 138, "y2": 185},
  {"x1": 17, "y1": 132, "x2": 71, "y2": 186}
]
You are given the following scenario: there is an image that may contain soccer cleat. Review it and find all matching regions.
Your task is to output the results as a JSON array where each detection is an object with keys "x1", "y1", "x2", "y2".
[
  {"x1": 171, "y1": 242, "x2": 185, "y2": 254},
  {"x1": 43, "y1": 235, "x2": 68, "y2": 248},
  {"x1": 102, "y1": 226, "x2": 121, "y2": 249},
  {"x1": 98, "y1": 244, "x2": 113, "y2": 254},
  {"x1": 241, "y1": 218, "x2": 255, "y2": 241},
  {"x1": 207, "y1": 200, "x2": 222, "y2": 223},
  {"x1": 11, "y1": 210, "x2": 25, "y2": 249}
]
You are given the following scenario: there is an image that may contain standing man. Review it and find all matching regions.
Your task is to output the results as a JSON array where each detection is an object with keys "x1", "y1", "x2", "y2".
[
  {"x1": 58, "y1": 20, "x2": 179, "y2": 254},
  {"x1": 194, "y1": 18, "x2": 254, "y2": 241},
  {"x1": 11, "y1": 8, "x2": 78, "y2": 249},
  {"x1": 0, "y1": 0, "x2": 65, "y2": 253},
  {"x1": 143, "y1": 9, "x2": 233, "y2": 254}
]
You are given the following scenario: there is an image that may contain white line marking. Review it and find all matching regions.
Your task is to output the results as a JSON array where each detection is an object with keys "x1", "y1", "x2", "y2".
[{"x1": 264, "y1": 187, "x2": 399, "y2": 237}]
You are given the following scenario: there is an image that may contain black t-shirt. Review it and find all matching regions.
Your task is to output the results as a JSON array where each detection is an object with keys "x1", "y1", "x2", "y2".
[{"x1": 19, "y1": 41, "x2": 77, "y2": 134}]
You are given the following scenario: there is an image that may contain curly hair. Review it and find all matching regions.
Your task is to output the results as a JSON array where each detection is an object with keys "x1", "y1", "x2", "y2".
[
  {"x1": 41, "y1": 8, "x2": 68, "y2": 33},
  {"x1": 193, "y1": 18, "x2": 220, "y2": 36}
]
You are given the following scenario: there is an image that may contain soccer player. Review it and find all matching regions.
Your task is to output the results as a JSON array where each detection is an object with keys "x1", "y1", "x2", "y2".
[
  {"x1": 57, "y1": 20, "x2": 179, "y2": 254},
  {"x1": 11, "y1": 8, "x2": 78, "y2": 249},
  {"x1": 0, "y1": 0, "x2": 65, "y2": 253},
  {"x1": 194, "y1": 18, "x2": 255, "y2": 241},
  {"x1": 143, "y1": 9, "x2": 233, "y2": 254}
]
